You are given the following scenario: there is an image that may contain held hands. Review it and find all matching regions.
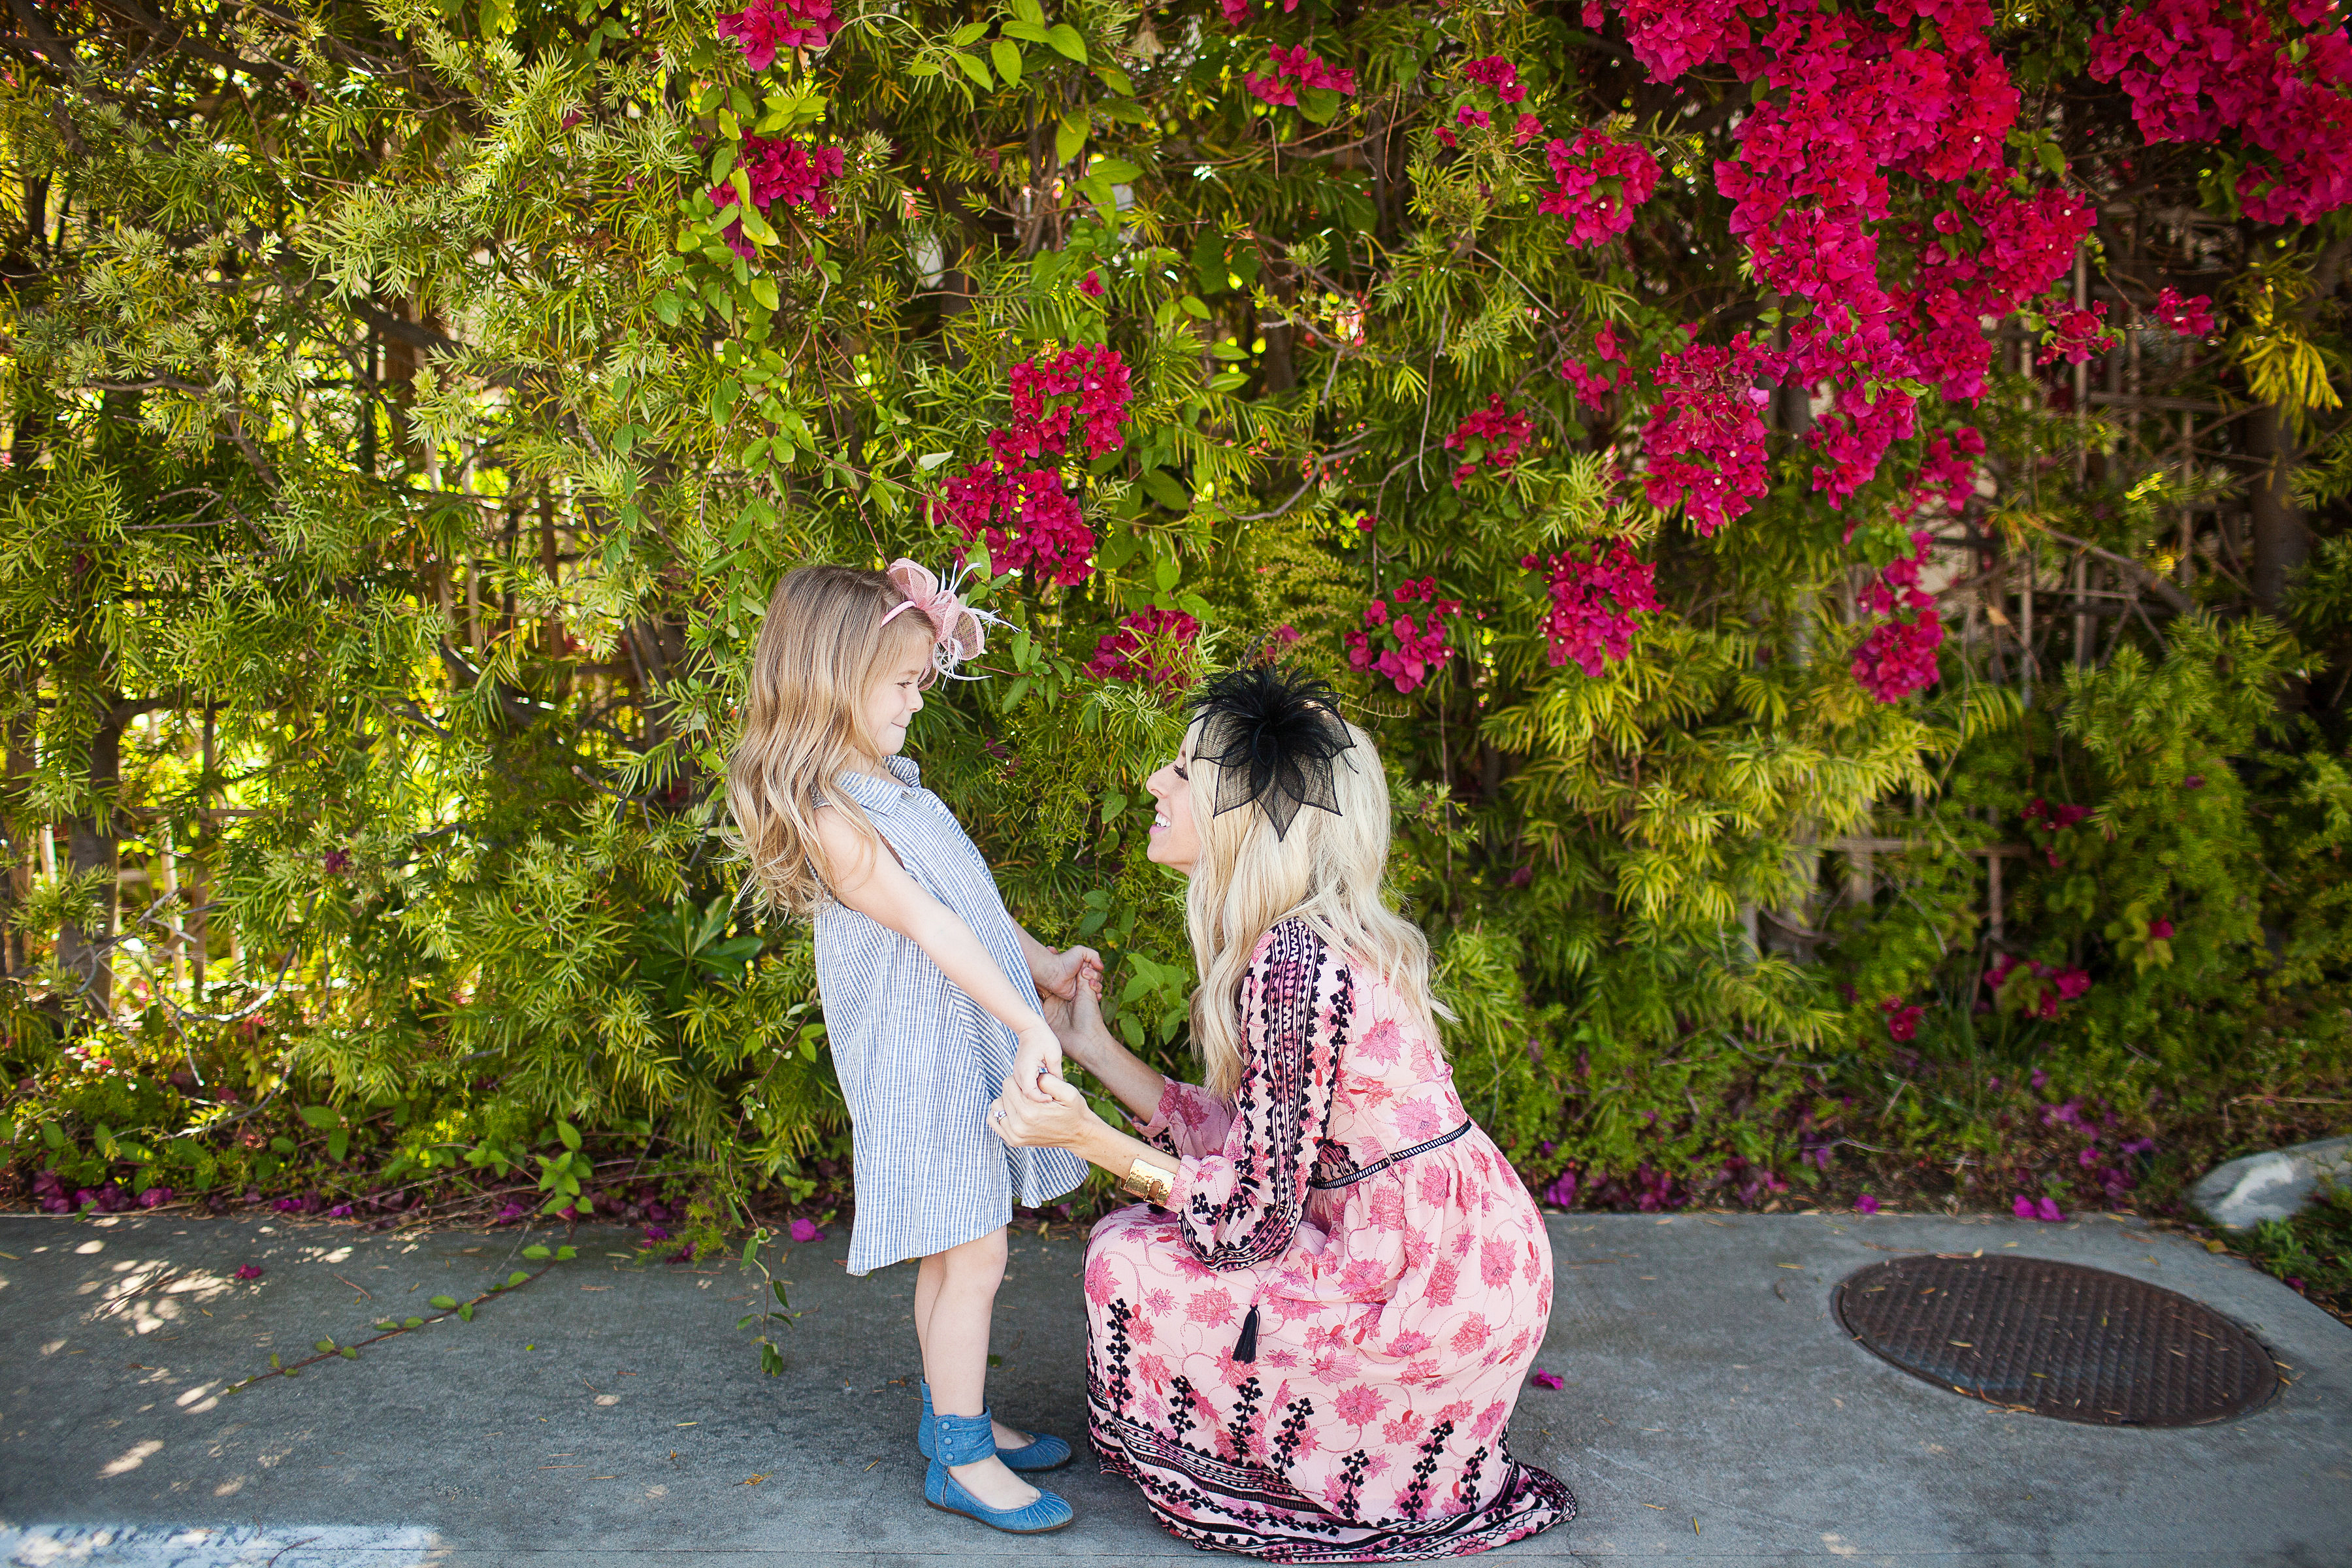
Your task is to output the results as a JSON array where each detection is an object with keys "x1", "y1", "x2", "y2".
[
  {"x1": 1030, "y1": 943, "x2": 1103, "y2": 1004},
  {"x1": 988, "y1": 1070, "x2": 1100, "y2": 1151},
  {"x1": 1007, "y1": 1021, "x2": 1064, "y2": 1106}
]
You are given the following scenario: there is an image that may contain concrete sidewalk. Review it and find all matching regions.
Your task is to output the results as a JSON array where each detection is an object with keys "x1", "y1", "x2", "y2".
[{"x1": 0, "y1": 1209, "x2": 2344, "y2": 1567}]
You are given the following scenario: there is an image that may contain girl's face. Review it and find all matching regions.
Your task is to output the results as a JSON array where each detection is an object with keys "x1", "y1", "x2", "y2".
[
  {"x1": 862, "y1": 634, "x2": 933, "y2": 759},
  {"x1": 1144, "y1": 743, "x2": 1201, "y2": 875}
]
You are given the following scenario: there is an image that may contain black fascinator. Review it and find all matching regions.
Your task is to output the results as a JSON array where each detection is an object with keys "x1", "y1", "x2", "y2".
[{"x1": 1190, "y1": 664, "x2": 1356, "y2": 840}]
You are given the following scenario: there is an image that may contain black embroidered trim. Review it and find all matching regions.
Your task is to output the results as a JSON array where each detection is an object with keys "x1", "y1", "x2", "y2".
[{"x1": 1306, "y1": 1120, "x2": 1473, "y2": 1190}]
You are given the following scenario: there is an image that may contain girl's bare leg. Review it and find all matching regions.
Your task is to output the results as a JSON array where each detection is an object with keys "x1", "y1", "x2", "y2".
[{"x1": 914, "y1": 1228, "x2": 1041, "y2": 1509}]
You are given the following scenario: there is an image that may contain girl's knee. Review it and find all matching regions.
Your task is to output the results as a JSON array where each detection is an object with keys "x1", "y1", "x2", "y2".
[{"x1": 941, "y1": 1226, "x2": 1008, "y2": 1278}]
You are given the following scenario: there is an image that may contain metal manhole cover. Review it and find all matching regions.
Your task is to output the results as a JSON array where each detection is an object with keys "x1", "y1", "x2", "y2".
[{"x1": 1832, "y1": 1255, "x2": 2280, "y2": 1426}]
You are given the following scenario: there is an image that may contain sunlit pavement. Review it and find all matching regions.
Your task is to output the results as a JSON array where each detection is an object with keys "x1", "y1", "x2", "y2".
[{"x1": 2, "y1": 1209, "x2": 2345, "y2": 1566}]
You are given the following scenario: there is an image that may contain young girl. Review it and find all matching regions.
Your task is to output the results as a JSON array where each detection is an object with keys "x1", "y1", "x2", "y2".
[{"x1": 726, "y1": 560, "x2": 1090, "y2": 1535}]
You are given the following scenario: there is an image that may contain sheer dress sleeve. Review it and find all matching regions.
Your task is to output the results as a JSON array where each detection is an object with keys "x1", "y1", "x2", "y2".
[{"x1": 1160, "y1": 920, "x2": 1350, "y2": 1270}]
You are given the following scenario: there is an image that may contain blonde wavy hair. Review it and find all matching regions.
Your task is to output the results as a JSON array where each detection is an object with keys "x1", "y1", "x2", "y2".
[
  {"x1": 1181, "y1": 710, "x2": 1446, "y2": 1098},
  {"x1": 726, "y1": 564, "x2": 936, "y2": 917}
]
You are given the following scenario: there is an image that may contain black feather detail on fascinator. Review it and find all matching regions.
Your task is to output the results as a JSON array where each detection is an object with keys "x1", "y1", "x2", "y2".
[{"x1": 1190, "y1": 664, "x2": 1356, "y2": 841}]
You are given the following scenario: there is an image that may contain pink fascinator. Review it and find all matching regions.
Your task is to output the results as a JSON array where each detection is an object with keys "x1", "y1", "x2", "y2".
[{"x1": 879, "y1": 559, "x2": 1011, "y2": 681}]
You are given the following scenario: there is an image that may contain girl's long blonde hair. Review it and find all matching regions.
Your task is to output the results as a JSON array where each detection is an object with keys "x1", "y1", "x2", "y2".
[
  {"x1": 1183, "y1": 711, "x2": 1445, "y2": 1097},
  {"x1": 726, "y1": 564, "x2": 936, "y2": 917}
]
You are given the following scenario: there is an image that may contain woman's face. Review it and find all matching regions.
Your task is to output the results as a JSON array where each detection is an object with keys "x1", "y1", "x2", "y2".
[{"x1": 1144, "y1": 742, "x2": 1201, "y2": 875}]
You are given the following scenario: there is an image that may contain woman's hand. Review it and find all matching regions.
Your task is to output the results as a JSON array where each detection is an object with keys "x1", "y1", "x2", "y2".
[
  {"x1": 988, "y1": 1071, "x2": 1105, "y2": 1151},
  {"x1": 1028, "y1": 943, "x2": 1102, "y2": 1003}
]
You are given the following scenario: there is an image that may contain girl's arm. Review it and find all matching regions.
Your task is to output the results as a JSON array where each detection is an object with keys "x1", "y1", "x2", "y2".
[{"x1": 815, "y1": 808, "x2": 1062, "y2": 1101}]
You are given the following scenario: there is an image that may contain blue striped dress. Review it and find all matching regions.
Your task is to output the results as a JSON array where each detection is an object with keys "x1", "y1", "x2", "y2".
[{"x1": 814, "y1": 755, "x2": 1087, "y2": 1275}]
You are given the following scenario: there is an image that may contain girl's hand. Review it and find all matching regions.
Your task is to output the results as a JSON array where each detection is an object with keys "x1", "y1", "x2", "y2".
[
  {"x1": 1008, "y1": 1021, "x2": 1063, "y2": 1105},
  {"x1": 989, "y1": 1072, "x2": 1100, "y2": 1151},
  {"x1": 1030, "y1": 943, "x2": 1102, "y2": 1003}
]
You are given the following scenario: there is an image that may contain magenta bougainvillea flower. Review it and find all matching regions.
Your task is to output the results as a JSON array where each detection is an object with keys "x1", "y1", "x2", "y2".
[
  {"x1": 1218, "y1": 0, "x2": 1301, "y2": 23},
  {"x1": 322, "y1": 848, "x2": 351, "y2": 874},
  {"x1": 710, "y1": 135, "x2": 845, "y2": 257},
  {"x1": 939, "y1": 464, "x2": 1096, "y2": 586},
  {"x1": 137, "y1": 1186, "x2": 174, "y2": 1208},
  {"x1": 716, "y1": 0, "x2": 839, "y2": 70},
  {"x1": 789, "y1": 1217, "x2": 825, "y2": 1243},
  {"x1": 1463, "y1": 56, "x2": 1527, "y2": 103},
  {"x1": 2151, "y1": 286, "x2": 2215, "y2": 336},
  {"x1": 1530, "y1": 1367, "x2": 1565, "y2": 1390},
  {"x1": 2037, "y1": 301, "x2": 2118, "y2": 365},
  {"x1": 233, "y1": 1264, "x2": 265, "y2": 1281},
  {"x1": 1245, "y1": 44, "x2": 1357, "y2": 106},
  {"x1": 1528, "y1": 542, "x2": 1659, "y2": 678},
  {"x1": 2089, "y1": 0, "x2": 2352, "y2": 224},
  {"x1": 2149, "y1": 917, "x2": 2175, "y2": 939},
  {"x1": 1512, "y1": 112, "x2": 1545, "y2": 146},
  {"x1": 1442, "y1": 394, "x2": 1536, "y2": 487},
  {"x1": 1088, "y1": 607, "x2": 1201, "y2": 687},
  {"x1": 1641, "y1": 336, "x2": 1773, "y2": 535},
  {"x1": 937, "y1": 345, "x2": 1134, "y2": 587},
  {"x1": 1538, "y1": 129, "x2": 1659, "y2": 248},
  {"x1": 1882, "y1": 998, "x2": 1924, "y2": 1042},
  {"x1": 1079, "y1": 269, "x2": 1104, "y2": 298},
  {"x1": 1456, "y1": 105, "x2": 1491, "y2": 131},
  {"x1": 1855, "y1": 1193, "x2": 1880, "y2": 1215},
  {"x1": 2013, "y1": 1195, "x2": 2065, "y2": 1222},
  {"x1": 1852, "y1": 531, "x2": 1946, "y2": 702},
  {"x1": 1347, "y1": 578, "x2": 1463, "y2": 694}
]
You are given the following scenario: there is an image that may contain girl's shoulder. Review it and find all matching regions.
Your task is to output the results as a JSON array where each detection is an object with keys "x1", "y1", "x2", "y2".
[{"x1": 824, "y1": 755, "x2": 923, "y2": 815}]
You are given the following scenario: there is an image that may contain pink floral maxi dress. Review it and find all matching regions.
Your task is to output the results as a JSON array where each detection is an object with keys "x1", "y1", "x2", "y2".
[{"x1": 1083, "y1": 919, "x2": 1574, "y2": 1561}]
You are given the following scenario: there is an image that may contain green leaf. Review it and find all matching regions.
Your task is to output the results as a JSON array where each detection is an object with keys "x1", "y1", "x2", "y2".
[
  {"x1": 960, "y1": 49, "x2": 998, "y2": 88},
  {"x1": 749, "y1": 276, "x2": 779, "y2": 311},
  {"x1": 522, "y1": 1245, "x2": 551, "y2": 1260},
  {"x1": 327, "y1": 1129, "x2": 349, "y2": 1163},
  {"x1": 403, "y1": 1316, "x2": 425, "y2": 1328},
  {"x1": 555, "y1": 1245, "x2": 577, "y2": 1261},
  {"x1": 459, "y1": 1303, "x2": 475, "y2": 1321},
  {"x1": 1002, "y1": 19, "x2": 1053, "y2": 44},
  {"x1": 1143, "y1": 469, "x2": 1191, "y2": 510},
  {"x1": 1094, "y1": 65, "x2": 1135, "y2": 95},
  {"x1": 1043, "y1": 23, "x2": 1087, "y2": 61},
  {"x1": 990, "y1": 39, "x2": 1022, "y2": 84},
  {"x1": 298, "y1": 1105, "x2": 337, "y2": 1130},
  {"x1": 315, "y1": 1339, "x2": 336, "y2": 1353},
  {"x1": 269, "y1": 1352, "x2": 282, "y2": 1369},
  {"x1": 508, "y1": 1270, "x2": 530, "y2": 1287},
  {"x1": 1088, "y1": 157, "x2": 1141, "y2": 184},
  {"x1": 772, "y1": 1280, "x2": 792, "y2": 1306},
  {"x1": 1054, "y1": 113, "x2": 1087, "y2": 165},
  {"x1": 268, "y1": 1135, "x2": 296, "y2": 1155},
  {"x1": 429, "y1": 1295, "x2": 459, "y2": 1310},
  {"x1": 556, "y1": 1120, "x2": 581, "y2": 1151},
  {"x1": 950, "y1": 19, "x2": 988, "y2": 44},
  {"x1": 2036, "y1": 141, "x2": 2066, "y2": 176},
  {"x1": 340, "y1": 1346, "x2": 358, "y2": 1360},
  {"x1": 376, "y1": 1320, "x2": 399, "y2": 1331},
  {"x1": 760, "y1": 1342, "x2": 786, "y2": 1376},
  {"x1": 1007, "y1": 0, "x2": 1045, "y2": 23}
]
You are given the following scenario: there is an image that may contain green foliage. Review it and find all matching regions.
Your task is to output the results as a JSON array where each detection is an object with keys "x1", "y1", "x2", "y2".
[{"x1": 0, "y1": 0, "x2": 2345, "y2": 1234}]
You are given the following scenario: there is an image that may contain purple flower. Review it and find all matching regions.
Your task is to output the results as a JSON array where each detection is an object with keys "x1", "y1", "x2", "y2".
[
  {"x1": 323, "y1": 848, "x2": 352, "y2": 875},
  {"x1": 1530, "y1": 1367, "x2": 1565, "y2": 1390},
  {"x1": 233, "y1": 1264, "x2": 265, "y2": 1281},
  {"x1": 2029, "y1": 1068, "x2": 2048, "y2": 1090},
  {"x1": 137, "y1": 1186, "x2": 174, "y2": 1209},
  {"x1": 1079, "y1": 270, "x2": 1104, "y2": 299},
  {"x1": 789, "y1": 1217, "x2": 824, "y2": 1244},
  {"x1": 2012, "y1": 1195, "x2": 2037, "y2": 1219},
  {"x1": 1542, "y1": 1169, "x2": 1578, "y2": 1207},
  {"x1": 1855, "y1": 1194, "x2": 1880, "y2": 1215},
  {"x1": 493, "y1": 1201, "x2": 527, "y2": 1225},
  {"x1": 327, "y1": 1203, "x2": 355, "y2": 1218},
  {"x1": 2148, "y1": 918, "x2": 2174, "y2": 939},
  {"x1": 2036, "y1": 1197, "x2": 2065, "y2": 1222},
  {"x1": 642, "y1": 1224, "x2": 671, "y2": 1242}
]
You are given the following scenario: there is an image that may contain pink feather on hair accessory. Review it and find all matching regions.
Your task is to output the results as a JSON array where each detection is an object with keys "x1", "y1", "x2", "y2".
[{"x1": 878, "y1": 559, "x2": 1011, "y2": 680}]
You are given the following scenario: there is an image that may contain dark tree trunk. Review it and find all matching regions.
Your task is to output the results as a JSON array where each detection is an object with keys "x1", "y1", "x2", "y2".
[
  {"x1": 2247, "y1": 402, "x2": 2307, "y2": 619},
  {"x1": 56, "y1": 701, "x2": 126, "y2": 1014}
]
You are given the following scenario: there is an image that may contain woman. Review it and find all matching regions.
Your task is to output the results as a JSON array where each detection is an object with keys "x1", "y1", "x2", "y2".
[{"x1": 990, "y1": 665, "x2": 1573, "y2": 1561}]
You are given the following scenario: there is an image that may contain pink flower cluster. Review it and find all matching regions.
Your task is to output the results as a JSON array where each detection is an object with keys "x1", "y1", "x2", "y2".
[
  {"x1": 1576, "y1": 0, "x2": 2104, "y2": 517},
  {"x1": 1899, "y1": 425, "x2": 1985, "y2": 525},
  {"x1": 1538, "y1": 129, "x2": 1660, "y2": 248},
  {"x1": 1528, "y1": 542, "x2": 1659, "y2": 677},
  {"x1": 1245, "y1": 44, "x2": 1356, "y2": 106},
  {"x1": 1985, "y1": 951, "x2": 2093, "y2": 1019},
  {"x1": 716, "y1": 0, "x2": 840, "y2": 70},
  {"x1": 1641, "y1": 335, "x2": 1773, "y2": 536},
  {"x1": 1087, "y1": 606, "x2": 1201, "y2": 687},
  {"x1": 1347, "y1": 577, "x2": 1462, "y2": 694},
  {"x1": 938, "y1": 345, "x2": 1132, "y2": 587},
  {"x1": 1882, "y1": 997, "x2": 1923, "y2": 1042},
  {"x1": 1559, "y1": 324, "x2": 1633, "y2": 410},
  {"x1": 2089, "y1": 0, "x2": 2352, "y2": 224},
  {"x1": 1463, "y1": 56, "x2": 1528, "y2": 103},
  {"x1": 1852, "y1": 529, "x2": 1944, "y2": 702},
  {"x1": 2152, "y1": 286, "x2": 2215, "y2": 336},
  {"x1": 710, "y1": 135, "x2": 844, "y2": 257},
  {"x1": 2038, "y1": 302, "x2": 2117, "y2": 366},
  {"x1": 1218, "y1": 0, "x2": 1301, "y2": 23},
  {"x1": 1443, "y1": 394, "x2": 1537, "y2": 487}
]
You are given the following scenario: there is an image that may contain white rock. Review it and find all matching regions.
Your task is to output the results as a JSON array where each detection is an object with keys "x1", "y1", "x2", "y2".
[{"x1": 2190, "y1": 1135, "x2": 2352, "y2": 1230}]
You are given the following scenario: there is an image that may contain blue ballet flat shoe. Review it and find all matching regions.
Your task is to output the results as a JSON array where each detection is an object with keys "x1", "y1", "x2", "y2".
[
  {"x1": 923, "y1": 1411, "x2": 1074, "y2": 1535},
  {"x1": 918, "y1": 1380, "x2": 1074, "y2": 1471}
]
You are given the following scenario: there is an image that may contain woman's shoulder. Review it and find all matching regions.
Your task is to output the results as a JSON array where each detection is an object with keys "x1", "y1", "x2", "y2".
[{"x1": 1248, "y1": 917, "x2": 1352, "y2": 979}]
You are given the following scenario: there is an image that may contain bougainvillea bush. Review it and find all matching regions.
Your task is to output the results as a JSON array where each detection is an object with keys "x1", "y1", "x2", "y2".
[{"x1": 1, "y1": 0, "x2": 2349, "y2": 1252}]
